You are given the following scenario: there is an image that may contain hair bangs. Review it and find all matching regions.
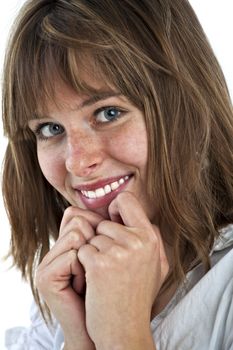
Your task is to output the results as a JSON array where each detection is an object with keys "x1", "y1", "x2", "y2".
[
  {"x1": 3, "y1": 0, "x2": 172, "y2": 141},
  {"x1": 3, "y1": 2, "x2": 111, "y2": 139},
  {"x1": 5, "y1": 34, "x2": 113, "y2": 139}
]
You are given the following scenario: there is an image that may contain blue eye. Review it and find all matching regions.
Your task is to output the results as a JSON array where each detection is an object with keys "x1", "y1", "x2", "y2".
[
  {"x1": 95, "y1": 107, "x2": 123, "y2": 123},
  {"x1": 35, "y1": 123, "x2": 64, "y2": 139}
]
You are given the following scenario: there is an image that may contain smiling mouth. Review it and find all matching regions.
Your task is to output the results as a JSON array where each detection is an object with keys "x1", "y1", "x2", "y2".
[{"x1": 80, "y1": 175, "x2": 130, "y2": 199}]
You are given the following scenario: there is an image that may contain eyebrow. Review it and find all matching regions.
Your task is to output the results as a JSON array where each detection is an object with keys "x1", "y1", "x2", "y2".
[
  {"x1": 33, "y1": 90, "x2": 122, "y2": 120},
  {"x1": 80, "y1": 91, "x2": 122, "y2": 109}
]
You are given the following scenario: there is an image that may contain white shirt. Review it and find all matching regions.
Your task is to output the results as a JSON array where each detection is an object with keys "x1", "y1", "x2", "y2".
[{"x1": 5, "y1": 225, "x2": 233, "y2": 350}]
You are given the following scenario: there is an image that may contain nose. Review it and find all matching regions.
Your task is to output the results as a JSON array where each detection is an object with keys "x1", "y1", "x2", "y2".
[{"x1": 65, "y1": 131, "x2": 104, "y2": 177}]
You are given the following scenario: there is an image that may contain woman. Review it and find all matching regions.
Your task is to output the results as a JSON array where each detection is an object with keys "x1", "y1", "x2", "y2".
[{"x1": 2, "y1": 0, "x2": 233, "y2": 349}]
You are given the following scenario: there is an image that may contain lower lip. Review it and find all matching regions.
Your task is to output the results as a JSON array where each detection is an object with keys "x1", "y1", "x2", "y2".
[{"x1": 76, "y1": 176, "x2": 132, "y2": 210}]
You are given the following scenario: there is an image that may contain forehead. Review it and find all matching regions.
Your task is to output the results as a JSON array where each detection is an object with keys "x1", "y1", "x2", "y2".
[
  {"x1": 16, "y1": 47, "x2": 141, "y2": 130},
  {"x1": 36, "y1": 60, "x2": 114, "y2": 112},
  {"x1": 35, "y1": 75, "x2": 120, "y2": 116}
]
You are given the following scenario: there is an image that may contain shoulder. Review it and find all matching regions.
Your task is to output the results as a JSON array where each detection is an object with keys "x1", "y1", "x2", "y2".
[
  {"x1": 151, "y1": 225, "x2": 233, "y2": 350},
  {"x1": 5, "y1": 302, "x2": 64, "y2": 350}
]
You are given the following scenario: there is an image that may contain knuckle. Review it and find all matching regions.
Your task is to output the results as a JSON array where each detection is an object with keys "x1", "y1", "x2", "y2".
[
  {"x1": 67, "y1": 248, "x2": 78, "y2": 261},
  {"x1": 111, "y1": 245, "x2": 127, "y2": 260},
  {"x1": 67, "y1": 231, "x2": 85, "y2": 246},
  {"x1": 96, "y1": 220, "x2": 109, "y2": 232},
  {"x1": 88, "y1": 235, "x2": 100, "y2": 245},
  {"x1": 73, "y1": 215, "x2": 85, "y2": 227},
  {"x1": 64, "y1": 206, "x2": 76, "y2": 217},
  {"x1": 117, "y1": 191, "x2": 134, "y2": 203},
  {"x1": 130, "y1": 235, "x2": 144, "y2": 251},
  {"x1": 95, "y1": 255, "x2": 107, "y2": 269},
  {"x1": 77, "y1": 244, "x2": 88, "y2": 260},
  {"x1": 63, "y1": 206, "x2": 86, "y2": 221}
]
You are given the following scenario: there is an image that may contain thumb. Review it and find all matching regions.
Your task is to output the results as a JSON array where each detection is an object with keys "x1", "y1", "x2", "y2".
[{"x1": 71, "y1": 256, "x2": 86, "y2": 295}]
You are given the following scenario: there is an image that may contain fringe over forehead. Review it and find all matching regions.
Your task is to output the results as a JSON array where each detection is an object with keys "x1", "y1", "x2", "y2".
[{"x1": 3, "y1": 0, "x2": 173, "y2": 138}]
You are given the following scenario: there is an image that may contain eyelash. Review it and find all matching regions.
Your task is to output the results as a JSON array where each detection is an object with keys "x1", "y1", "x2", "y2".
[
  {"x1": 33, "y1": 123, "x2": 63, "y2": 141},
  {"x1": 94, "y1": 106, "x2": 126, "y2": 124},
  {"x1": 32, "y1": 106, "x2": 126, "y2": 141}
]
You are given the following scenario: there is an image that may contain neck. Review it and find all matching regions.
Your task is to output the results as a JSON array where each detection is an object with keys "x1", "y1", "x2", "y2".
[
  {"x1": 151, "y1": 235, "x2": 178, "y2": 320},
  {"x1": 151, "y1": 280, "x2": 178, "y2": 320}
]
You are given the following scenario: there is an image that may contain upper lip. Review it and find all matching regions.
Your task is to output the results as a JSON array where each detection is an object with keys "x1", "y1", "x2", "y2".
[{"x1": 73, "y1": 174, "x2": 132, "y2": 192}]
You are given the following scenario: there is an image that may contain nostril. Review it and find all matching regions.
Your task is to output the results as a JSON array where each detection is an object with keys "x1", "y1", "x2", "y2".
[
  {"x1": 65, "y1": 137, "x2": 104, "y2": 176},
  {"x1": 65, "y1": 157, "x2": 100, "y2": 177},
  {"x1": 88, "y1": 163, "x2": 98, "y2": 169}
]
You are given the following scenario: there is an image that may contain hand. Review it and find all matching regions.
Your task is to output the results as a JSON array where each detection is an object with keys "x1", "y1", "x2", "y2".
[
  {"x1": 36, "y1": 206, "x2": 103, "y2": 350},
  {"x1": 78, "y1": 192, "x2": 169, "y2": 350}
]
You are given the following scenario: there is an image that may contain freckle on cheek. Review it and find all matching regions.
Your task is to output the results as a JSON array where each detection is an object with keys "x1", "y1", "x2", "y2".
[{"x1": 38, "y1": 155, "x2": 63, "y2": 187}]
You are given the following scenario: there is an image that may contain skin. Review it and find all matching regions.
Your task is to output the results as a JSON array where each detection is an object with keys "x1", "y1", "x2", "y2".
[{"x1": 30, "y1": 79, "x2": 169, "y2": 350}]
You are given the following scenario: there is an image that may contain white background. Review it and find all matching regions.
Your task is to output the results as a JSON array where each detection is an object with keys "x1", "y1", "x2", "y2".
[{"x1": 0, "y1": 1, "x2": 232, "y2": 349}]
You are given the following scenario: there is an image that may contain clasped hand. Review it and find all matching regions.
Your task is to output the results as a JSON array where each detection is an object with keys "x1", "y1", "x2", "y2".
[{"x1": 36, "y1": 192, "x2": 169, "y2": 350}]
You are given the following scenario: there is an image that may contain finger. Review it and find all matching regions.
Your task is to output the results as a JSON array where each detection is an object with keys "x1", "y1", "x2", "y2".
[
  {"x1": 89, "y1": 235, "x2": 115, "y2": 252},
  {"x1": 36, "y1": 249, "x2": 85, "y2": 295},
  {"x1": 71, "y1": 262, "x2": 86, "y2": 295},
  {"x1": 60, "y1": 206, "x2": 104, "y2": 234},
  {"x1": 108, "y1": 191, "x2": 151, "y2": 229},
  {"x1": 69, "y1": 251, "x2": 86, "y2": 295},
  {"x1": 96, "y1": 220, "x2": 155, "y2": 252},
  {"x1": 40, "y1": 230, "x2": 86, "y2": 267},
  {"x1": 77, "y1": 244, "x2": 99, "y2": 270},
  {"x1": 96, "y1": 220, "x2": 134, "y2": 244},
  {"x1": 59, "y1": 215, "x2": 96, "y2": 241}
]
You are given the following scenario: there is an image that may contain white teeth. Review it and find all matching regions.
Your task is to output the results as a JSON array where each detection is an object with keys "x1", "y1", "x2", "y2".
[
  {"x1": 95, "y1": 188, "x2": 105, "y2": 198},
  {"x1": 88, "y1": 191, "x2": 96, "y2": 199},
  {"x1": 81, "y1": 175, "x2": 130, "y2": 199},
  {"x1": 104, "y1": 184, "x2": 111, "y2": 194},
  {"x1": 111, "y1": 181, "x2": 120, "y2": 190}
]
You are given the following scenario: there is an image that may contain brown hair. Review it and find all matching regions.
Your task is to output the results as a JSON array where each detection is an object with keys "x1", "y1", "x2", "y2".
[{"x1": 2, "y1": 0, "x2": 233, "y2": 308}]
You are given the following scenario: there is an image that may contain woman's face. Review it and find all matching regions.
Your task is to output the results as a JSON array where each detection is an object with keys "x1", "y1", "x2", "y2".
[{"x1": 29, "y1": 79, "x2": 157, "y2": 221}]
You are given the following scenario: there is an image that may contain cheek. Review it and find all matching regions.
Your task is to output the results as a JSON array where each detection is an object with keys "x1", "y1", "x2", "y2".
[
  {"x1": 108, "y1": 124, "x2": 148, "y2": 168},
  {"x1": 37, "y1": 149, "x2": 65, "y2": 189}
]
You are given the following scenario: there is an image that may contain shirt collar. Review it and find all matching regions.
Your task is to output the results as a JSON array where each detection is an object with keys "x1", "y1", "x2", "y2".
[{"x1": 212, "y1": 224, "x2": 233, "y2": 253}]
